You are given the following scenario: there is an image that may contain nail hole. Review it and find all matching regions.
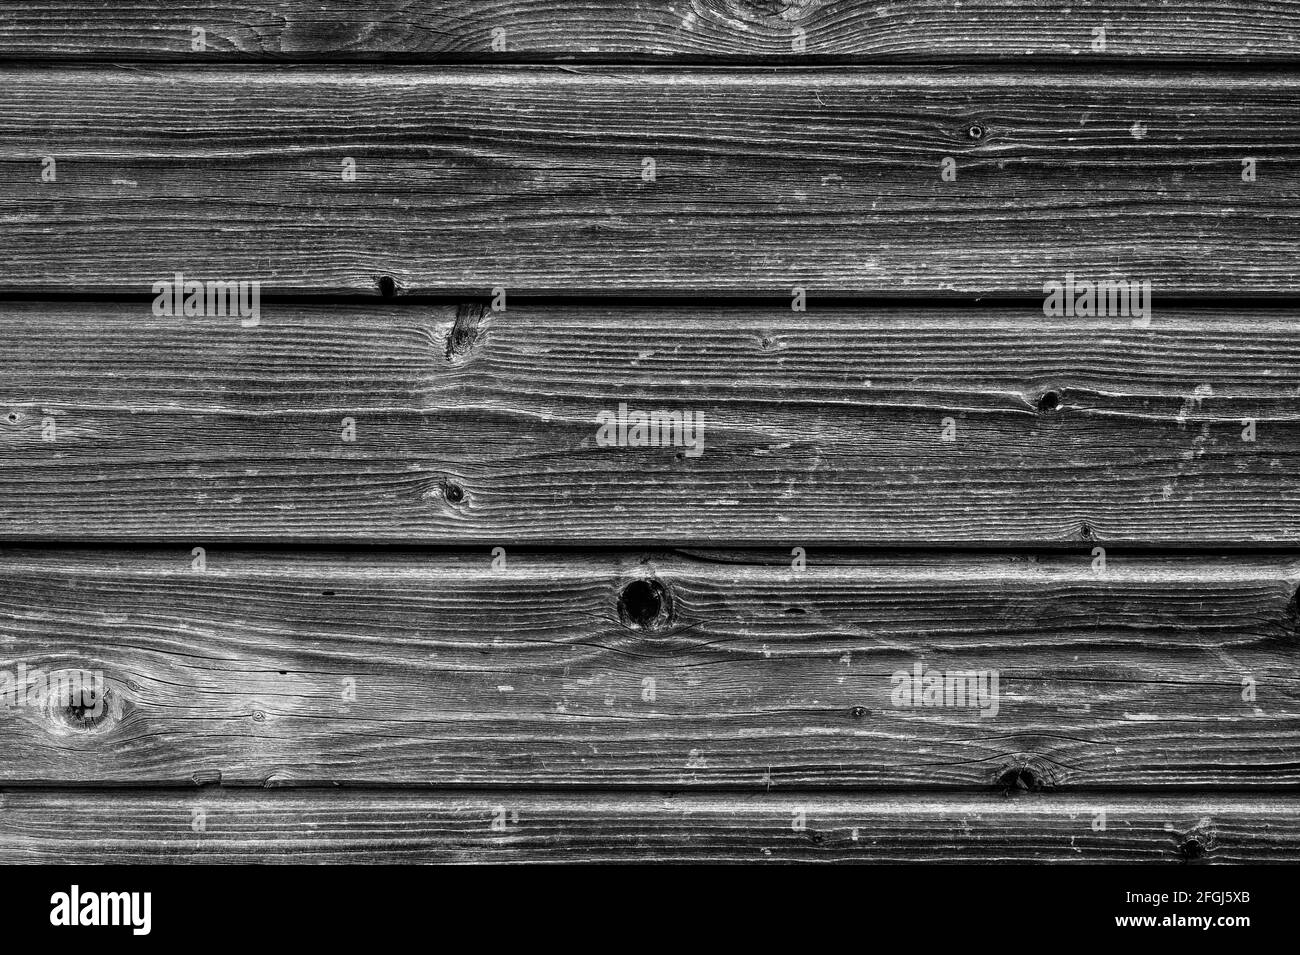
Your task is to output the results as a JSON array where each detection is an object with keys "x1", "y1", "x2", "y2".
[
  {"x1": 850, "y1": 706, "x2": 868, "y2": 719},
  {"x1": 1037, "y1": 391, "x2": 1060, "y2": 413},
  {"x1": 618, "y1": 578, "x2": 673, "y2": 631},
  {"x1": 443, "y1": 482, "x2": 465, "y2": 505},
  {"x1": 967, "y1": 123, "x2": 986, "y2": 140},
  {"x1": 996, "y1": 766, "x2": 1041, "y2": 792},
  {"x1": 376, "y1": 275, "x2": 398, "y2": 297},
  {"x1": 1179, "y1": 837, "x2": 1206, "y2": 861}
]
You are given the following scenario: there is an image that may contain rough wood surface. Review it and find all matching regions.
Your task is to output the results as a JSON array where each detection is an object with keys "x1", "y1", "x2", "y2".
[
  {"x1": 1, "y1": 790, "x2": 1295, "y2": 863},
  {"x1": 4, "y1": 302, "x2": 1300, "y2": 545},
  {"x1": 0, "y1": 548, "x2": 1296, "y2": 787},
  {"x1": 5, "y1": 9, "x2": 1300, "y2": 866},
  {"x1": 4, "y1": 67, "x2": 1298, "y2": 296},
  {"x1": 1, "y1": 1, "x2": 1298, "y2": 62}
]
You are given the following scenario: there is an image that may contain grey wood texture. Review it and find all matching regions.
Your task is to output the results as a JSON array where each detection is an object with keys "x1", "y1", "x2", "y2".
[
  {"x1": 2, "y1": 302, "x2": 1298, "y2": 544},
  {"x1": 3, "y1": 67, "x2": 1297, "y2": 296},
  {"x1": 1, "y1": 1, "x2": 1298, "y2": 62},
  {"x1": 1, "y1": 791, "x2": 1295, "y2": 863},
  {"x1": 4, "y1": 3, "x2": 1300, "y2": 865},
  {"x1": 0, "y1": 548, "x2": 1295, "y2": 787}
]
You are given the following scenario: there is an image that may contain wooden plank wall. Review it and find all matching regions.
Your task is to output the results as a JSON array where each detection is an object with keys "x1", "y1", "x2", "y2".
[{"x1": 2, "y1": 1, "x2": 1299, "y2": 864}]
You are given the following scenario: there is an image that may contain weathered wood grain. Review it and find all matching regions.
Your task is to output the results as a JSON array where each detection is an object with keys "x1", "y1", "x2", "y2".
[
  {"x1": 0, "y1": 548, "x2": 1297, "y2": 787},
  {"x1": 1, "y1": 790, "x2": 1296, "y2": 863},
  {"x1": 4, "y1": 67, "x2": 1299, "y2": 296},
  {"x1": 1, "y1": 1, "x2": 1299, "y2": 62},
  {"x1": 3, "y1": 302, "x2": 1300, "y2": 544}
]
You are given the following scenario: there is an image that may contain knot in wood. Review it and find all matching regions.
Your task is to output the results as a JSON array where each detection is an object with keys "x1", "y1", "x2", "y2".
[{"x1": 618, "y1": 578, "x2": 674, "y2": 631}]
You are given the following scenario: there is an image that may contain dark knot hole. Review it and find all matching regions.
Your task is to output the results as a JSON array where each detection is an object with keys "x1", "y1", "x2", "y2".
[
  {"x1": 619, "y1": 579, "x2": 673, "y2": 631},
  {"x1": 997, "y1": 766, "x2": 1042, "y2": 792},
  {"x1": 46, "y1": 675, "x2": 113, "y2": 732}
]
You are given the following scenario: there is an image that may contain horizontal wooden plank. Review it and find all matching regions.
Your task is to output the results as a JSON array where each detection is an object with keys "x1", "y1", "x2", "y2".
[
  {"x1": 4, "y1": 302, "x2": 1300, "y2": 544},
  {"x1": 2, "y1": 791, "x2": 1296, "y2": 863},
  {"x1": 2, "y1": 1, "x2": 1298, "y2": 62},
  {"x1": 1, "y1": 548, "x2": 1297, "y2": 787},
  {"x1": 3, "y1": 67, "x2": 1299, "y2": 296}
]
